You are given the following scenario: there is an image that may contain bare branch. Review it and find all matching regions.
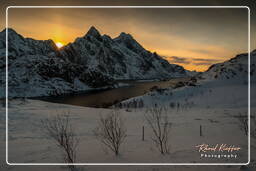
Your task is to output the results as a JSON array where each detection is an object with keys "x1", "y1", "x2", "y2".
[
  {"x1": 41, "y1": 112, "x2": 79, "y2": 171},
  {"x1": 145, "y1": 107, "x2": 171, "y2": 154},
  {"x1": 94, "y1": 109, "x2": 127, "y2": 156}
]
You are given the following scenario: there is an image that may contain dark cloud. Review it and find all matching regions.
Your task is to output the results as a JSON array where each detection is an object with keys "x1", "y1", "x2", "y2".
[
  {"x1": 192, "y1": 58, "x2": 222, "y2": 66},
  {"x1": 192, "y1": 58, "x2": 221, "y2": 62},
  {"x1": 165, "y1": 56, "x2": 222, "y2": 66},
  {"x1": 165, "y1": 56, "x2": 191, "y2": 64},
  {"x1": 191, "y1": 58, "x2": 223, "y2": 67},
  {"x1": 193, "y1": 62, "x2": 217, "y2": 66}
]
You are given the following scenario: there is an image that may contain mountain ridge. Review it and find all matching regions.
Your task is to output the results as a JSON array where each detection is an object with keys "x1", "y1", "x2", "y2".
[
  {"x1": 0, "y1": 26, "x2": 188, "y2": 98},
  {"x1": 1, "y1": 26, "x2": 253, "y2": 98},
  {"x1": 58, "y1": 26, "x2": 188, "y2": 80}
]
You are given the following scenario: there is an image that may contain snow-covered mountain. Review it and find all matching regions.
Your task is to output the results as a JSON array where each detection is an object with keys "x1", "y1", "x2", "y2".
[
  {"x1": 200, "y1": 50, "x2": 255, "y2": 81},
  {"x1": 0, "y1": 27, "x2": 188, "y2": 98},
  {"x1": 59, "y1": 26, "x2": 187, "y2": 80},
  {"x1": 0, "y1": 28, "x2": 57, "y2": 58},
  {"x1": 0, "y1": 28, "x2": 114, "y2": 98}
]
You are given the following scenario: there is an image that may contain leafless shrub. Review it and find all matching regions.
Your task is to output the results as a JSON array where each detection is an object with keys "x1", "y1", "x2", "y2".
[
  {"x1": 238, "y1": 113, "x2": 248, "y2": 136},
  {"x1": 94, "y1": 110, "x2": 127, "y2": 156},
  {"x1": 120, "y1": 99, "x2": 144, "y2": 110},
  {"x1": 145, "y1": 107, "x2": 171, "y2": 154},
  {"x1": 41, "y1": 112, "x2": 79, "y2": 171}
]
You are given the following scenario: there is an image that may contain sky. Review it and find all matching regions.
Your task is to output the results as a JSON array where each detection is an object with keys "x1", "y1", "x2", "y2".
[{"x1": 0, "y1": 0, "x2": 255, "y2": 72}]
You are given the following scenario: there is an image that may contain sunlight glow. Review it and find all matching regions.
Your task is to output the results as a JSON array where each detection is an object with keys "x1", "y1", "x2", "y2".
[{"x1": 56, "y1": 42, "x2": 63, "y2": 48}]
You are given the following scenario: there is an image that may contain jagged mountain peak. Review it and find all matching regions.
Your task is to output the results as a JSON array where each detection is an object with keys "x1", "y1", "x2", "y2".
[
  {"x1": 0, "y1": 27, "x2": 58, "y2": 58},
  {"x1": 85, "y1": 26, "x2": 101, "y2": 38},
  {"x1": 114, "y1": 32, "x2": 145, "y2": 53},
  {"x1": 0, "y1": 28, "x2": 57, "y2": 47},
  {"x1": 1, "y1": 27, "x2": 18, "y2": 34},
  {"x1": 115, "y1": 32, "x2": 138, "y2": 44},
  {"x1": 59, "y1": 27, "x2": 188, "y2": 80},
  {"x1": 117, "y1": 32, "x2": 134, "y2": 40},
  {"x1": 0, "y1": 28, "x2": 24, "y2": 41}
]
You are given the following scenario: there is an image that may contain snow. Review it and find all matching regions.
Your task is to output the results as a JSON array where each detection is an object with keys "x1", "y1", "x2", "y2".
[
  {"x1": 0, "y1": 72, "x2": 256, "y2": 170},
  {"x1": 1, "y1": 79, "x2": 255, "y2": 171},
  {"x1": 1, "y1": 63, "x2": 256, "y2": 169},
  {"x1": 0, "y1": 27, "x2": 190, "y2": 98},
  {"x1": 0, "y1": 99, "x2": 252, "y2": 164},
  {"x1": 121, "y1": 78, "x2": 253, "y2": 109},
  {"x1": 59, "y1": 26, "x2": 188, "y2": 80},
  {"x1": 201, "y1": 50, "x2": 255, "y2": 81}
]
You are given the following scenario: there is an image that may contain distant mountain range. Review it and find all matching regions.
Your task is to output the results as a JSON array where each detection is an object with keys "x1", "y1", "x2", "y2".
[{"x1": 0, "y1": 26, "x2": 189, "y2": 98}]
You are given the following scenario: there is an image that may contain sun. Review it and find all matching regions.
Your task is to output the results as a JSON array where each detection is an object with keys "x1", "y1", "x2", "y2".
[{"x1": 55, "y1": 42, "x2": 63, "y2": 48}]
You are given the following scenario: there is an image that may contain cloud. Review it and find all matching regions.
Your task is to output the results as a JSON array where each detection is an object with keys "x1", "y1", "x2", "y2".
[
  {"x1": 193, "y1": 62, "x2": 217, "y2": 66},
  {"x1": 191, "y1": 58, "x2": 222, "y2": 66},
  {"x1": 164, "y1": 55, "x2": 222, "y2": 66},
  {"x1": 191, "y1": 58, "x2": 221, "y2": 63},
  {"x1": 165, "y1": 56, "x2": 190, "y2": 64}
]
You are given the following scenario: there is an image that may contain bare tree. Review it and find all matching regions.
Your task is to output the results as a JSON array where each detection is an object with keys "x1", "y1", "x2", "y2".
[
  {"x1": 41, "y1": 112, "x2": 79, "y2": 171},
  {"x1": 94, "y1": 110, "x2": 127, "y2": 156},
  {"x1": 145, "y1": 107, "x2": 171, "y2": 154}
]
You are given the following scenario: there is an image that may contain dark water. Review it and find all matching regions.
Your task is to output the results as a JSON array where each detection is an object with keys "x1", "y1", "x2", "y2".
[{"x1": 38, "y1": 77, "x2": 189, "y2": 108}]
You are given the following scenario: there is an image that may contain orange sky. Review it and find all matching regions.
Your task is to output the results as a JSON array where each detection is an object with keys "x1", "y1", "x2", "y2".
[{"x1": 6, "y1": 7, "x2": 249, "y2": 71}]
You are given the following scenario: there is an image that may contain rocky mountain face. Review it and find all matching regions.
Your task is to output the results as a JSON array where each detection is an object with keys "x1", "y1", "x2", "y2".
[
  {"x1": 0, "y1": 27, "x2": 188, "y2": 98},
  {"x1": 58, "y1": 26, "x2": 187, "y2": 80},
  {"x1": 200, "y1": 49, "x2": 255, "y2": 81}
]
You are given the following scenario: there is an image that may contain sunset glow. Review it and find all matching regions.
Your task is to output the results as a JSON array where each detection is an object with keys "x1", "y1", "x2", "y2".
[
  {"x1": 55, "y1": 42, "x2": 63, "y2": 48},
  {"x1": 6, "y1": 8, "x2": 250, "y2": 71}
]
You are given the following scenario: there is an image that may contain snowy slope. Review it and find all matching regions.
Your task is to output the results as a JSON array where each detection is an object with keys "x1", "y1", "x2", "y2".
[
  {"x1": 200, "y1": 50, "x2": 255, "y2": 81},
  {"x1": 119, "y1": 50, "x2": 255, "y2": 108}
]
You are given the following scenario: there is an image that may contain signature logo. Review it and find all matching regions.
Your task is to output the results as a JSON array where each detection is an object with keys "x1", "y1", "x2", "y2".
[
  {"x1": 195, "y1": 143, "x2": 241, "y2": 152},
  {"x1": 195, "y1": 143, "x2": 241, "y2": 159}
]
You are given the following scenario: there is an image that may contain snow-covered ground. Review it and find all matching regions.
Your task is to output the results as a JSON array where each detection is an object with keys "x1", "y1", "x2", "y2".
[
  {"x1": 0, "y1": 50, "x2": 255, "y2": 171},
  {"x1": 121, "y1": 79, "x2": 252, "y2": 109},
  {"x1": 0, "y1": 76, "x2": 255, "y2": 171},
  {"x1": 1, "y1": 100, "x2": 249, "y2": 163}
]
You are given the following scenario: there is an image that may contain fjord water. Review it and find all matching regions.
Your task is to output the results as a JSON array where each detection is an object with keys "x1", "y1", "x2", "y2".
[{"x1": 38, "y1": 77, "x2": 189, "y2": 108}]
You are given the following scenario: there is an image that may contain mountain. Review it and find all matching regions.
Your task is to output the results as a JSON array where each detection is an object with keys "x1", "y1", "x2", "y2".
[
  {"x1": 0, "y1": 28, "x2": 114, "y2": 98},
  {"x1": 58, "y1": 26, "x2": 187, "y2": 80},
  {"x1": 200, "y1": 50, "x2": 255, "y2": 81},
  {"x1": 0, "y1": 27, "x2": 188, "y2": 98}
]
